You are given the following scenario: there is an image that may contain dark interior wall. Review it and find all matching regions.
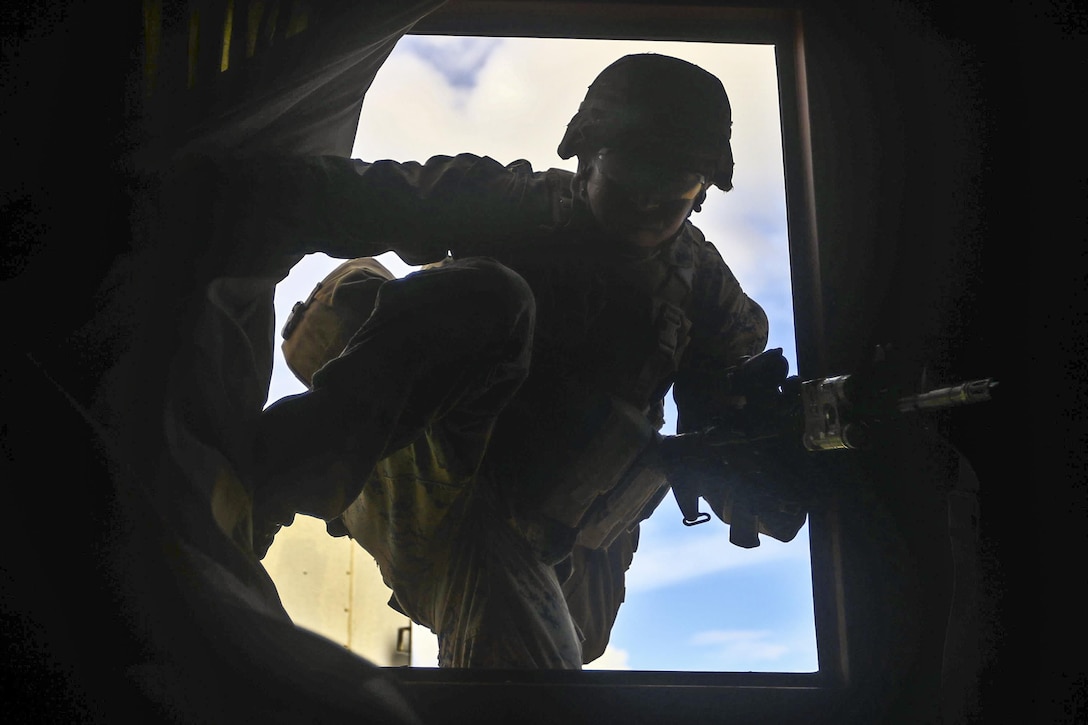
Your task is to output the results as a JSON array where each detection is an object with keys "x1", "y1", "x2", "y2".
[
  {"x1": 2, "y1": 4, "x2": 147, "y2": 720},
  {"x1": 800, "y1": 1, "x2": 991, "y2": 716},
  {"x1": 792, "y1": 3, "x2": 1043, "y2": 722},
  {"x1": 1038, "y1": 6, "x2": 1088, "y2": 723},
  {"x1": 2, "y1": 2, "x2": 141, "y2": 387},
  {"x1": 783, "y1": 3, "x2": 1082, "y2": 722}
]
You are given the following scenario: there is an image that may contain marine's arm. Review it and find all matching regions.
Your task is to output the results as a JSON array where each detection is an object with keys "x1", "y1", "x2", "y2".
[
  {"x1": 672, "y1": 233, "x2": 770, "y2": 434},
  {"x1": 663, "y1": 232, "x2": 813, "y2": 547},
  {"x1": 160, "y1": 152, "x2": 558, "y2": 273}
]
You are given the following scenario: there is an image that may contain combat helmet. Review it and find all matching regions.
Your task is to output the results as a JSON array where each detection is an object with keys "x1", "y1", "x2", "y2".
[{"x1": 557, "y1": 53, "x2": 735, "y2": 191}]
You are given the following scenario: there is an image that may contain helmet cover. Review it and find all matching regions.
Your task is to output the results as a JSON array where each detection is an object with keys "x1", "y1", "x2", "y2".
[{"x1": 558, "y1": 54, "x2": 735, "y2": 191}]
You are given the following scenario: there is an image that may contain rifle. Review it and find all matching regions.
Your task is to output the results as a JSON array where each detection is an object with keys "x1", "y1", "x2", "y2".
[{"x1": 661, "y1": 347, "x2": 998, "y2": 547}]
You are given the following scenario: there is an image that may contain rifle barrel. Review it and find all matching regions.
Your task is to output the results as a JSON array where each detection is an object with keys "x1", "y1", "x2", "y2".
[{"x1": 896, "y1": 378, "x2": 997, "y2": 413}]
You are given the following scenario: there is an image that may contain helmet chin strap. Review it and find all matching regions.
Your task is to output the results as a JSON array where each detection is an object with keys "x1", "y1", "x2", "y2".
[{"x1": 691, "y1": 188, "x2": 708, "y2": 213}]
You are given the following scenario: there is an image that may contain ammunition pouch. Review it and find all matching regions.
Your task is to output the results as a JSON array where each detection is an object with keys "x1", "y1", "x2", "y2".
[
  {"x1": 506, "y1": 392, "x2": 669, "y2": 562},
  {"x1": 629, "y1": 297, "x2": 692, "y2": 407}
]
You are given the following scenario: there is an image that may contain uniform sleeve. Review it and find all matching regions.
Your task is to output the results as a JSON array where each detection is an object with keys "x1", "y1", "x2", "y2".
[
  {"x1": 161, "y1": 152, "x2": 557, "y2": 274},
  {"x1": 672, "y1": 236, "x2": 769, "y2": 433}
]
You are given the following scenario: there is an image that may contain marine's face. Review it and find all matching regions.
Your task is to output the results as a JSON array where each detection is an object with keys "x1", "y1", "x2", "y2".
[{"x1": 581, "y1": 148, "x2": 707, "y2": 249}]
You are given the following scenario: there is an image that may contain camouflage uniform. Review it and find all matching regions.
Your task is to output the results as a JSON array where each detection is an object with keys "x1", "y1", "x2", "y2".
[{"x1": 276, "y1": 151, "x2": 769, "y2": 668}]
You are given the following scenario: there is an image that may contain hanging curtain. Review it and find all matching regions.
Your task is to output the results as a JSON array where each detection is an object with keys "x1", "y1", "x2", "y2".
[
  {"x1": 101, "y1": 0, "x2": 449, "y2": 552},
  {"x1": 6, "y1": 2, "x2": 449, "y2": 721},
  {"x1": 130, "y1": 0, "x2": 448, "y2": 169},
  {"x1": 55, "y1": 0, "x2": 453, "y2": 649}
]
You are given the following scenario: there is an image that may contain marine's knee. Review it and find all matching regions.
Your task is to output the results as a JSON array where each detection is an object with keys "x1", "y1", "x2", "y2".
[
  {"x1": 446, "y1": 257, "x2": 535, "y2": 328},
  {"x1": 389, "y1": 257, "x2": 534, "y2": 339},
  {"x1": 329, "y1": 258, "x2": 534, "y2": 373}
]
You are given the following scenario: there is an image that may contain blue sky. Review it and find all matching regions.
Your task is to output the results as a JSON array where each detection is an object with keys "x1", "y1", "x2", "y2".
[{"x1": 267, "y1": 35, "x2": 816, "y2": 672}]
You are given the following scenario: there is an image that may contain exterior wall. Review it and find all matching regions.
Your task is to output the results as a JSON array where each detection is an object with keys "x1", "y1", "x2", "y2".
[{"x1": 262, "y1": 514, "x2": 413, "y2": 667}]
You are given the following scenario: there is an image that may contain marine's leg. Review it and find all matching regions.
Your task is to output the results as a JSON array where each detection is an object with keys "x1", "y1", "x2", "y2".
[
  {"x1": 252, "y1": 258, "x2": 534, "y2": 556},
  {"x1": 430, "y1": 493, "x2": 585, "y2": 670}
]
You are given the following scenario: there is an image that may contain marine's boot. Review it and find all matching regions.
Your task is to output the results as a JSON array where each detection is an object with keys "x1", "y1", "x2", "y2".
[{"x1": 251, "y1": 388, "x2": 387, "y2": 558}]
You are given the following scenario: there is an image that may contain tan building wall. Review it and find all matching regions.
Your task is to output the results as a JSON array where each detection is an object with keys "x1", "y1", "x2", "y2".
[
  {"x1": 262, "y1": 515, "x2": 420, "y2": 667},
  {"x1": 263, "y1": 516, "x2": 631, "y2": 670},
  {"x1": 258, "y1": 515, "x2": 631, "y2": 670}
]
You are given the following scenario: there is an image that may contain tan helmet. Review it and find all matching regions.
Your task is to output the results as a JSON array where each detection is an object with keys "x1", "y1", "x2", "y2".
[{"x1": 557, "y1": 54, "x2": 735, "y2": 191}]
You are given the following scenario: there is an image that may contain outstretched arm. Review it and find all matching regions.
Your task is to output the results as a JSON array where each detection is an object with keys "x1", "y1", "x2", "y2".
[
  {"x1": 155, "y1": 152, "x2": 558, "y2": 276},
  {"x1": 664, "y1": 238, "x2": 812, "y2": 548}
]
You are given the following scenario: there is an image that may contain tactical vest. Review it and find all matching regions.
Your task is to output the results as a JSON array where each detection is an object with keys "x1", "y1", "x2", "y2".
[
  {"x1": 280, "y1": 247, "x2": 695, "y2": 556},
  {"x1": 491, "y1": 245, "x2": 695, "y2": 559}
]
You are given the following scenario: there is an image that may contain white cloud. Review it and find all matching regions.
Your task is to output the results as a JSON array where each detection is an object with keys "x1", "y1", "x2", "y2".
[
  {"x1": 584, "y1": 644, "x2": 632, "y2": 670},
  {"x1": 354, "y1": 37, "x2": 786, "y2": 186},
  {"x1": 624, "y1": 520, "x2": 810, "y2": 594},
  {"x1": 689, "y1": 629, "x2": 789, "y2": 662},
  {"x1": 400, "y1": 35, "x2": 503, "y2": 91}
]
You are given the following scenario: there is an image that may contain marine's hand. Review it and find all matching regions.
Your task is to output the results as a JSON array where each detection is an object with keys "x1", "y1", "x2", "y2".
[{"x1": 659, "y1": 425, "x2": 812, "y2": 547}]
